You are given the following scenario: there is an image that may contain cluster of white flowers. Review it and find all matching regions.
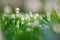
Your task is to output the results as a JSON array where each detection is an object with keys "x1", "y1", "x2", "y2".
[
  {"x1": 3, "y1": 6, "x2": 42, "y2": 19},
  {"x1": 3, "y1": 7, "x2": 51, "y2": 30}
]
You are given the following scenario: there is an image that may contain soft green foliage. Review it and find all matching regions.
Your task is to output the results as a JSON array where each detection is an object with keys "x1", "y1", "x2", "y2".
[
  {"x1": 50, "y1": 9, "x2": 60, "y2": 24},
  {"x1": 1, "y1": 13, "x2": 42, "y2": 40},
  {"x1": 1, "y1": 9, "x2": 60, "y2": 40}
]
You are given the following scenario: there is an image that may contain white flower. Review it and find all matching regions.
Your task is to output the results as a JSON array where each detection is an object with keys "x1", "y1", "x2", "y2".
[
  {"x1": 21, "y1": 16, "x2": 25, "y2": 21},
  {"x1": 25, "y1": 14, "x2": 30, "y2": 20},
  {"x1": 16, "y1": 11, "x2": 20, "y2": 14},
  {"x1": 16, "y1": 13, "x2": 21, "y2": 18},
  {"x1": 4, "y1": 6, "x2": 11, "y2": 14},
  {"x1": 15, "y1": 7, "x2": 20, "y2": 11},
  {"x1": 10, "y1": 14, "x2": 15, "y2": 19},
  {"x1": 32, "y1": 20, "x2": 39, "y2": 27},
  {"x1": 34, "y1": 13, "x2": 39, "y2": 20},
  {"x1": 15, "y1": 7, "x2": 20, "y2": 14},
  {"x1": 35, "y1": 13, "x2": 39, "y2": 17},
  {"x1": 21, "y1": 21, "x2": 25, "y2": 24}
]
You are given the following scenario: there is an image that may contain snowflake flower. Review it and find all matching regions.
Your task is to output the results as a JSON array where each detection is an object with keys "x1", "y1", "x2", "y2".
[{"x1": 15, "y1": 7, "x2": 20, "y2": 14}]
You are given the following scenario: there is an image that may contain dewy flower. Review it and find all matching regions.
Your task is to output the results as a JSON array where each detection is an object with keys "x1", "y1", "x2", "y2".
[{"x1": 4, "y1": 6, "x2": 11, "y2": 14}]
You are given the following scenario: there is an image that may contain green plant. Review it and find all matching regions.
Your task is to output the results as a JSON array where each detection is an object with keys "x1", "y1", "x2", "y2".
[{"x1": 1, "y1": 8, "x2": 60, "y2": 40}]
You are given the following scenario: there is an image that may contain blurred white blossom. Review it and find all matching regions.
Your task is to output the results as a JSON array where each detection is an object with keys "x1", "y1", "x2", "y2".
[
  {"x1": 21, "y1": 21, "x2": 25, "y2": 24},
  {"x1": 25, "y1": 14, "x2": 30, "y2": 20},
  {"x1": 35, "y1": 13, "x2": 39, "y2": 17},
  {"x1": 15, "y1": 7, "x2": 20, "y2": 14},
  {"x1": 15, "y1": 7, "x2": 20, "y2": 11},
  {"x1": 16, "y1": 14, "x2": 21, "y2": 18},
  {"x1": 32, "y1": 20, "x2": 39, "y2": 27},
  {"x1": 4, "y1": 6, "x2": 11, "y2": 14},
  {"x1": 34, "y1": 13, "x2": 39, "y2": 20},
  {"x1": 10, "y1": 14, "x2": 15, "y2": 19},
  {"x1": 21, "y1": 16, "x2": 25, "y2": 21}
]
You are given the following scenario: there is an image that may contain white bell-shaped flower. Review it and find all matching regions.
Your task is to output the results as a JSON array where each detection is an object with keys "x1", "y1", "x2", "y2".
[{"x1": 15, "y1": 7, "x2": 20, "y2": 14}]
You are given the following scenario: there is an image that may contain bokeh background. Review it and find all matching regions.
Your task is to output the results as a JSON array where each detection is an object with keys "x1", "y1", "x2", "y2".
[
  {"x1": 0, "y1": 0, "x2": 60, "y2": 13},
  {"x1": 0, "y1": 0, "x2": 60, "y2": 40}
]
